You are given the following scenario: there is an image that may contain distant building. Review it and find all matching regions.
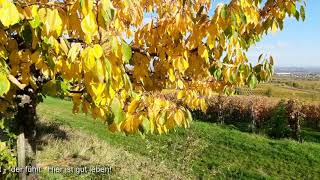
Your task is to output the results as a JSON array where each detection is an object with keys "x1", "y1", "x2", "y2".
[{"x1": 275, "y1": 72, "x2": 291, "y2": 76}]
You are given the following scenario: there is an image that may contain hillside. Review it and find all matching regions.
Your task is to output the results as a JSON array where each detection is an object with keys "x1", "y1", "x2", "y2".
[{"x1": 35, "y1": 97, "x2": 320, "y2": 179}]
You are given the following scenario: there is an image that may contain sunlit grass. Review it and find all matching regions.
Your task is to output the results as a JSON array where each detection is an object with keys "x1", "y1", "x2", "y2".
[{"x1": 36, "y1": 96, "x2": 320, "y2": 179}]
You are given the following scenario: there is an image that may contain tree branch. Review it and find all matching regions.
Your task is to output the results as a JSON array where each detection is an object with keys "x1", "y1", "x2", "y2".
[
  {"x1": 0, "y1": 97, "x2": 11, "y2": 105},
  {"x1": 131, "y1": 46, "x2": 158, "y2": 57},
  {"x1": 67, "y1": 89, "x2": 84, "y2": 94}
]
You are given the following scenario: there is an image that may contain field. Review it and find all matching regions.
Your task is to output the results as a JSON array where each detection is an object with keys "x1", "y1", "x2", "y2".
[
  {"x1": 245, "y1": 76, "x2": 320, "y2": 102},
  {"x1": 35, "y1": 96, "x2": 320, "y2": 179}
]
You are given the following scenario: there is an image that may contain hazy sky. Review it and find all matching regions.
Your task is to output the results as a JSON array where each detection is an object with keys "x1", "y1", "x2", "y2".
[{"x1": 211, "y1": 0, "x2": 320, "y2": 67}]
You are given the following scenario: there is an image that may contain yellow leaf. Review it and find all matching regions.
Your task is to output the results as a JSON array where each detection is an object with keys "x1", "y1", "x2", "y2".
[
  {"x1": 0, "y1": 72, "x2": 10, "y2": 96},
  {"x1": 200, "y1": 99, "x2": 207, "y2": 112},
  {"x1": 183, "y1": 50, "x2": 188, "y2": 59},
  {"x1": 92, "y1": 83, "x2": 106, "y2": 97},
  {"x1": 207, "y1": 34, "x2": 214, "y2": 49},
  {"x1": 173, "y1": 57, "x2": 189, "y2": 74},
  {"x1": 176, "y1": 13, "x2": 181, "y2": 28},
  {"x1": 81, "y1": 12, "x2": 98, "y2": 37},
  {"x1": 94, "y1": 59, "x2": 104, "y2": 82},
  {"x1": 174, "y1": 110, "x2": 183, "y2": 126},
  {"x1": 182, "y1": 58, "x2": 189, "y2": 70},
  {"x1": 0, "y1": 45, "x2": 7, "y2": 59},
  {"x1": 68, "y1": 43, "x2": 82, "y2": 62},
  {"x1": 8, "y1": 75, "x2": 26, "y2": 90},
  {"x1": 272, "y1": 21, "x2": 278, "y2": 33},
  {"x1": 198, "y1": 44, "x2": 209, "y2": 63},
  {"x1": 48, "y1": 36, "x2": 60, "y2": 54},
  {"x1": 9, "y1": 50, "x2": 20, "y2": 65},
  {"x1": 157, "y1": 126, "x2": 163, "y2": 134},
  {"x1": 30, "y1": 52, "x2": 40, "y2": 65},
  {"x1": 109, "y1": 85, "x2": 115, "y2": 99},
  {"x1": 45, "y1": 9, "x2": 63, "y2": 35},
  {"x1": 168, "y1": 68, "x2": 175, "y2": 82},
  {"x1": 93, "y1": 44, "x2": 103, "y2": 59},
  {"x1": 81, "y1": 0, "x2": 94, "y2": 16},
  {"x1": 38, "y1": 8, "x2": 47, "y2": 23},
  {"x1": 177, "y1": 91, "x2": 185, "y2": 100},
  {"x1": 128, "y1": 100, "x2": 139, "y2": 113},
  {"x1": 31, "y1": 29, "x2": 39, "y2": 49},
  {"x1": 114, "y1": 18, "x2": 121, "y2": 30},
  {"x1": 81, "y1": 47, "x2": 96, "y2": 71},
  {"x1": 60, "y1": 38, "x2": 69, "y2": 55},
  {"x1": 0, "y1": 1, "x2": 20, "y2": 27},
  {"x1": 177, "y1": 80, "x2": 184, "y2": 89}
]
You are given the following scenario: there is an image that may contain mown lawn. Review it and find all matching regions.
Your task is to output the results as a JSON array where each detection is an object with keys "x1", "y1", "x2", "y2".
[{"x1": 36, "y1": 96, "x2": 320, "y2": 179}]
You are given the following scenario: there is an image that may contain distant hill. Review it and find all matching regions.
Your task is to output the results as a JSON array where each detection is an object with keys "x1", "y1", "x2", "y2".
[{"x1": 275, "y1": 67, "x2": 320, "y2": 74}]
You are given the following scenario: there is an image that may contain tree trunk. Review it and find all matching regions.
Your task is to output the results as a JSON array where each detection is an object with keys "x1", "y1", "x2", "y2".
[
  {"x1": 250, "y1": 103, "x2": 256, "y2": 133},
  {"x1": 16, "y1": 88, "x2": 38, "y2": 180},
  {"x1": 17, "y1": 130, "x2": 26, "y2": 180}
]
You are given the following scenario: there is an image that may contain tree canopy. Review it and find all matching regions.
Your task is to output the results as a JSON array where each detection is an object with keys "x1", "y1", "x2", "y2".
[{"x1": 0, "y1": 0, "x2": 306, "y2": 135}]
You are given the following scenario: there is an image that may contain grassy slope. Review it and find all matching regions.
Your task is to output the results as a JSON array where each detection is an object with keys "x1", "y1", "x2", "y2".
[
  {"x1": 37, "y1": 97, "x2": 320, "y2": 179},
  {"x1": 252, "y1": 75, "x2": 320, "y2": 102},
  {"x1": 253, "y1": 83, "x2": 320, "y2": 102},
  {"x1": 272, "y1": 76, "x2": 320, "y2": 92}
]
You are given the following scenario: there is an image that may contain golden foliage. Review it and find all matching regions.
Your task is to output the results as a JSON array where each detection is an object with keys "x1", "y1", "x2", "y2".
[{"x1": 0, "y1": 0, "x2": 306, "y2": 134}]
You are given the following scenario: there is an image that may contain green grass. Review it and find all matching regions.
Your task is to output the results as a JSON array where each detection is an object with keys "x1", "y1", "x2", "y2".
[
  {"x1": 251, "y1": 76, "x2": 320, "y2": 102},
  {"x1": 36, "y1": 96, "x2": 320, "y2": 179},
  {"x1": 271, "y1": 76, "x2": 320, "y2": 92}
]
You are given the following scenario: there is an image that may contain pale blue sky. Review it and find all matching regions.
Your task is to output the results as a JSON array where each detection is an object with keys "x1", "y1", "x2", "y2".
[{"x1": 211, "y1": 0, "x2": 320, "y2": 67}]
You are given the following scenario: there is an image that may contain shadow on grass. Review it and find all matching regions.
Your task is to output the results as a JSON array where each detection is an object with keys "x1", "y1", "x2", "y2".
[
  {"x1": 194, "y1": 117, "x2": 320, "y2": 144},
  {"x1": 36, "y1": 120, "x2": 69, "y2": 151},
  {"x1": 301, "y1": 128, "x2": 320, "y2": 144}
]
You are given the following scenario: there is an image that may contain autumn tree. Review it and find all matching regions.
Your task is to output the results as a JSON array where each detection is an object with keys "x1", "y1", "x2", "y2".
[{"x1": 0, "y1": 0, "x2": 305, "y2": 177}]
